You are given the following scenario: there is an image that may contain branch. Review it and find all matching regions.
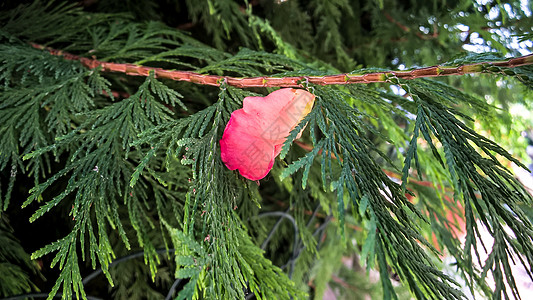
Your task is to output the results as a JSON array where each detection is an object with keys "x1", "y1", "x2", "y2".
[
  {"x1": 82, "y1": 248, "x2": 176, "y2": 285},
  {"x1": 384, "y1": 12, "x2": 438, "y2": 40},
  {"x1": 32, "y1": 44, "x2": 533, "y2": 88},
  {"x1": 0, "y1": 294, "x2": 103, "y2": 300}
]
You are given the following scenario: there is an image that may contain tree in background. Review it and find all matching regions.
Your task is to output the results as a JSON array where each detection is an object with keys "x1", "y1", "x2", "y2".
[{"x1": 1, "y1": 0, "x2": 533, "y2": 299}]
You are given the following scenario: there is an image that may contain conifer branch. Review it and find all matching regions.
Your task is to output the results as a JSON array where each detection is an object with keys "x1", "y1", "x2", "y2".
[
  {"x1": 32, "y1": 44, "x2": 533, "y2": 88},
  {"x1": 3, "y1": 2, "x2": 533, "y2": 298}
]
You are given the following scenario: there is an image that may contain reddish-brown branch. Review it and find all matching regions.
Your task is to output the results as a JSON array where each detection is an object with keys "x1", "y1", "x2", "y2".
[
  {"x1": 32, "y1": 43, "x2": 533, "y2": 88},
  {"x1": 384, "y1": 12, "x2": 411, "y2": 33},
  {"x1": 384, "y1": 12, "x2": 439, "y2": 40},
  {"x1": 295, "y1": 141, "x2": 446, "y2": 191},
  {"x1": 330, "y1": 274, "x2": 360, "y2": 292}
]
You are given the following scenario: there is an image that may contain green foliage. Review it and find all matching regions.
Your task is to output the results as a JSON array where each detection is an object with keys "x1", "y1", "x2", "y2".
[
  {"x1": 1, "y1": 1, "x2": 533, "y2": 300},
  {"x1": 0, "y1": 215, "x2": 40, "y2": 297},
  {"x1": 408, "y1": 79, "x2": 533, "y2": 299}
]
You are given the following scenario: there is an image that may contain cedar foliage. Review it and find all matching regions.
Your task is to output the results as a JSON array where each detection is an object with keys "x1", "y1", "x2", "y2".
[{"x1": 1, "y1": 0, "x2": 533, "y2": 299}]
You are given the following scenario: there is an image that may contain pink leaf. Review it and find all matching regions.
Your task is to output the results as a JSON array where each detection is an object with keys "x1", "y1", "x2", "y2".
[{"x1": 220, "y1": 88, "x2": 315, "y2": 180}]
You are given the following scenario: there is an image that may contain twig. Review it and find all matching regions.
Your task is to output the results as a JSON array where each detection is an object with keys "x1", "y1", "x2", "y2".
[
  {"x1": 1, "y1": 248, "x2": 178, "y2": 300},
  {"x1": 0, "y1": 293, "x2": 103, "y2": 300},
  {"x1": 384, "y1": 12, "x2": 438, "y2": 40},
  {"x1": 31, "y1": 44, "x2": 533, "y2": 88},
  {"x1": 271, "y1": 197, "x2": 362, "y2": 231},
  {"x1": 260, "y1": 208, "x2": 291, "y2": 250},
  {"x1": 82, "y1": 248, "x2": 176, "y2": 285},
  {"x1": 256, "y1": 211, "x2": 299, "y2": 278},
  {"x1": 165, "y1": 278, "x2": 182, "y2": 300},
  {"x1": 295, "y1": 140, "x2": 452, "y2": 192},
  {"x1": 331, "y1": 274, "x2": 359, "y2": 292}
]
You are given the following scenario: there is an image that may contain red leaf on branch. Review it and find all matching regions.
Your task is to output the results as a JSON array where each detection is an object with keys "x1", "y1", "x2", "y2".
[{"x1": 220, "y1": 88, "x2": 315, "y2": 180}]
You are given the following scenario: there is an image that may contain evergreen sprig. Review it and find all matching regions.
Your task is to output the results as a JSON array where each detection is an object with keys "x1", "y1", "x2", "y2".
[
  {"x1": 20, "y1": 72, "x2": 186, "y2": 299},
  {"x1": 407, "y1": 81, "x2": 533, "y2": 299},
  {"x1": 2, "y1": 1, "x2": 533, "y2": 300}
]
